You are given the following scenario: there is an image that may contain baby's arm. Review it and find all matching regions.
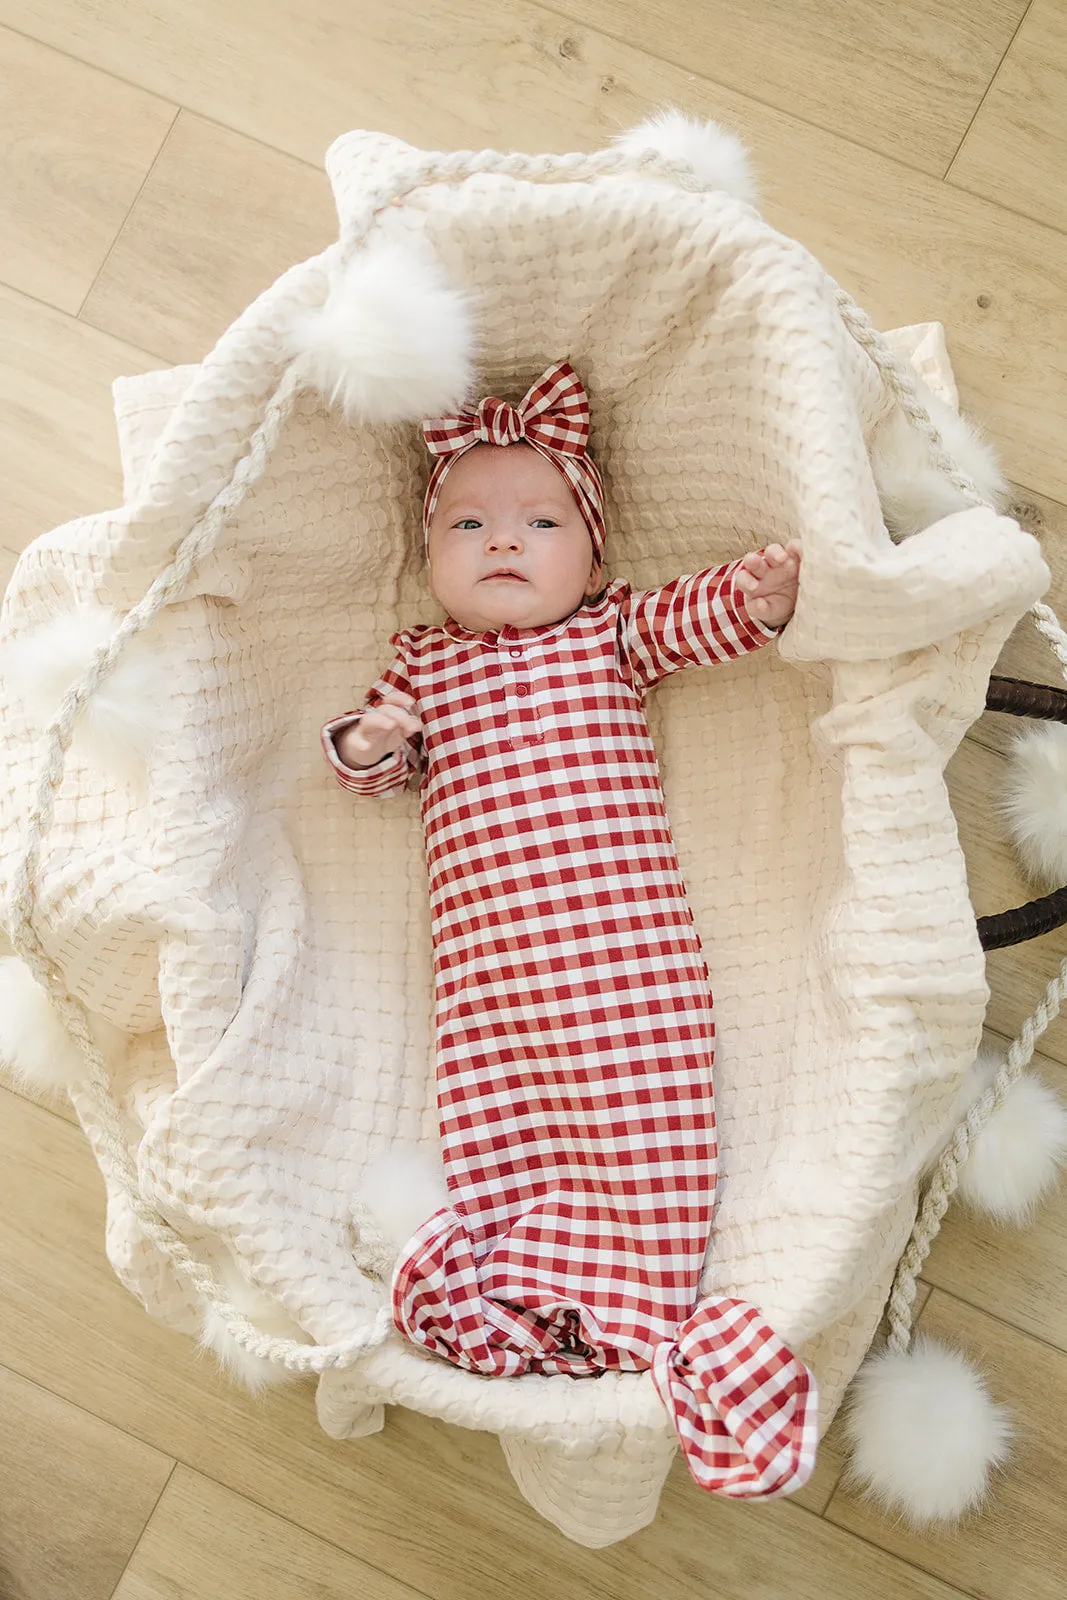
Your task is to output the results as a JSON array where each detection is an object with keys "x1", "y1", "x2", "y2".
[
  {"x1": 322, "y1": 652, "x2": 423, "y2": 796},
  {"x1": 333, "y1": 694, "x2": 420, "y2": 769},
  {"x1": 620, "y1": 544, "x2": 801, "y2": 690}
]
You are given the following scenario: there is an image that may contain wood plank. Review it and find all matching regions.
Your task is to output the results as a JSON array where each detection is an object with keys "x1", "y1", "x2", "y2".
[
  {"x1": 0, "y1": 1363, "x2": 173, "y2": 1600},
  {"x1": 113, "y1": 1466, "x2": 427, "y2": 1600},
  {"x1": 3, "y1": 0, "x2": 606, "y2": 162},
  {"x1": 790, "y1": 1411, "x2": 851, "y2": 1516},
  {"x1": 5, "y1": 4, "x2": 1058, "y2": 502},
  {"x1": 647, "y1": 1458, "x2": 972, "y2": 1598},
  {"x1": 947, "y1": 736, "x2": 1067, "y2": 1066},
  {"x1": 0, "y1": 1073, "x2": 81, "y2": 1127},
  {"x1": 559, "y1": 0, "x2": 1028, "y2": 177},
  {"x1": 0, "y1": 283, "x2": 158, "y2": 551},
  {"x1": 0, "y1": 0, "x2": 1028, "y2": 179},
  {"x1": 0, "y1": 907, "x2": 80, "y2": 1132},
  {"x1": 826, "y1": 1289, "x2": 1067, "y2": 1600},
  {"x1": 0, "y1": 25, "x2": 175, "y2": 313},
  {"x1": 920, "y1": 1035, "x2": 1067, "y2": 1355},
  {"x1": 969, "y1": 488, "x2": 1067, "y2": 758},
  {"x1": 792, "y1": 1281, "x2": 935, "y2": 1516},
  {"x1": 0, "y1": 540, "x2": 18, "y2": 592},
  {"x1": 80, "y1": 111, "x2": 336, "y2": 367},
  {"x1": 949, "y1": 0, "x2": 1067, "y2": 234},
  {"x1": 740, "y1": 130, "x2": 1067, "y2": 507}
]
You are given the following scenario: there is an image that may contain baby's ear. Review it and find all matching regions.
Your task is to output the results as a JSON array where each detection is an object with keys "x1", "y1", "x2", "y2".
[{"x1": 585, "y1": 561, "x2": 603, "y2": 595}]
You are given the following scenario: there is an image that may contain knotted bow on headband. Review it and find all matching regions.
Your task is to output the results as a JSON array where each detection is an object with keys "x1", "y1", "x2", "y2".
[{"x1": 422, "y1": 361, "x2": 606, "y2": 561}]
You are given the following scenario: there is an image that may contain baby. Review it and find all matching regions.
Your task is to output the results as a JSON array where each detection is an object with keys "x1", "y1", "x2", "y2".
[{"x1": 323, "y1": 362, "x2": 816, "y2": 1497}]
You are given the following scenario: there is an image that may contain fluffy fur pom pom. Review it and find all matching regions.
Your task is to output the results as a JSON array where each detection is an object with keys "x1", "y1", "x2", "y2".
[
  {"x1": 356, "y1": 1144, "x2": 450, "y2": 1254},
  {"x1": 844, "y1": 1338, "x2": 1012, "y2": 1523},
  {"x1": 0, "y1": 956, "x2": 123, "y2": 1094},
  {"x1": 1002, "y1": 723, "x2": 1067, "y2": 889},
  {"x1": 611, "y1": 110, "x2": 757, "y2": 206},
  {"x1": 3, "y1": 604, "x2": 166, "y2": 789},
  {"x1": 869, "y1": 386, "x2": 1007, "y2": 539},
  {"x1": 950, "y1": 1048, "x2": 1067, "y2": 1224},
  {"x1": 199, "y1": 1257, "x2": 312, "y2": 1394},
  {"x1": 289, "y1": 239, "x2": 475, "y2": 424}
]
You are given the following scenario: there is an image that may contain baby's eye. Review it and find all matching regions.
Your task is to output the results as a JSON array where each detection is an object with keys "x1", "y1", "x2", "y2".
[
  {"x1": 530, "y1": 519, "x2": 558, "y2": 529},
  {"x1": 454, "y1": 519, "x2": 482, "y2": 530}
]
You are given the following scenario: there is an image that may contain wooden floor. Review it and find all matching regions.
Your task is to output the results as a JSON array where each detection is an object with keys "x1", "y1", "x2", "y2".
[{"x1": 1, "y1": 2, "x2": 1066, "y2": 1596}]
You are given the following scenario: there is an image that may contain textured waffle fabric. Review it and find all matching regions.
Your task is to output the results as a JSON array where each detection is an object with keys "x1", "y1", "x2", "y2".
[
  {"x1": 322, "y1": 566, "x2": 817, "y2": 1495},
  {"x1": 0, "y1": 128, "x2": 1049, "y2": 1543}
]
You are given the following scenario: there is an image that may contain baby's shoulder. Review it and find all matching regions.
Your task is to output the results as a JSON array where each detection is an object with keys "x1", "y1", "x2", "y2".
[
  {"x1": 584, "y1": 578, "x2": 631, "y2": 624},
  {"x1": 389, "y1": 621, "x2": 446, "y2": 653}
]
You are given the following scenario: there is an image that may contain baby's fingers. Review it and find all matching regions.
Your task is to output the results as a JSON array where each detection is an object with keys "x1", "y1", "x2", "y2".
[
  {"x1": 382, "y1": 696, "x2": 420, "y2": 733},
  {"x1": 358, "y1": 706, "x2": 420, "y2": 745},
  {"x1": 761, "y1": 543, "x2": 791, "y2": 566},
  {"x1": 345, "y1": 722, "x2": 381, "y2": 754},
  {"x1": 373, "y1": 693, "x2": 419, "y2": 730}
]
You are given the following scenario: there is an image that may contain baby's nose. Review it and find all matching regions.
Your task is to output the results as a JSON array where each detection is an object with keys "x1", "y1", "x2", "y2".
[{"x1": 486, "y1": 527, "x2": 523, "y2": 551}]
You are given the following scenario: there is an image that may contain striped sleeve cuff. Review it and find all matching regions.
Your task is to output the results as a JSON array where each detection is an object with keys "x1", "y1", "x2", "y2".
[{"x1": 321, "y1": 713, "x2": 411, "y2": 795}]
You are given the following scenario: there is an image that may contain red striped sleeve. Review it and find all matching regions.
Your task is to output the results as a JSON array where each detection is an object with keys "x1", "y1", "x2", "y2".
[
  {"x1": 619, "y1": 558, "x2": 777, "y2": 693},
  {"x1": 321, "y1": 645, "x2": 423, "y2": 796}
]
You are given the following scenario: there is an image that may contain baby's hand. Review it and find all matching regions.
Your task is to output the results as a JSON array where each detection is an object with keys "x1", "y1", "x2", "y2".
[
  {"x1": 335, "y1": 693, "x2": 421, "y2": 769},
  {"x1": 734, "y1": 541, "x2": 802, "y2": 630}
]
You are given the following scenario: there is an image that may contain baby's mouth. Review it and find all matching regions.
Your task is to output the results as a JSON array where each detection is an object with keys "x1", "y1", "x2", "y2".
[{"x1": 482, "y1": 569, "x2": 528, "y2": 582}]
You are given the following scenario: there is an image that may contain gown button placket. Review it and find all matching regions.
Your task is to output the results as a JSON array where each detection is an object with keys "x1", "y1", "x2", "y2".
[{"x1": 504, "y1": 641, "x2": 542, "y2": 747}]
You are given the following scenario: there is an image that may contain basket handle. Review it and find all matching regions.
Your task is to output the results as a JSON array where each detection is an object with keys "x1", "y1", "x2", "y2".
[{"x1": 977, "y1": 675, "x2": 1067, "y2": 949}]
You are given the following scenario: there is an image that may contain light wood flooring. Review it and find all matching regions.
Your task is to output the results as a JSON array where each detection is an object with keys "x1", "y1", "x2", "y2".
[{"x1": 1, "y1": 3, "x2": 1066, "y2": 1596}]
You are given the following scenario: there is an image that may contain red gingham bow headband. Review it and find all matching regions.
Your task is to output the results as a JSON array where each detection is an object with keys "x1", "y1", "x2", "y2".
[{"x1": 422, "y1": 361, "x2": 605, "y2": 561}]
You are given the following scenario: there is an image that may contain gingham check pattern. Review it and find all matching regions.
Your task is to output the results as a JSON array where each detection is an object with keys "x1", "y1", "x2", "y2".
[
  {"x1": 323, "y1": 564, "x2": 818, "y2": 1496},
  {"x1": 422, "y1": 361, "x2": 606, "y2": 560}
]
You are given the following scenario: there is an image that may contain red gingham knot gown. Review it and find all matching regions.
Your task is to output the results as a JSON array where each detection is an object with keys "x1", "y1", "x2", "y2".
[{"x1": 323, "y1": 562, "x2": 819, "y2": 1496}]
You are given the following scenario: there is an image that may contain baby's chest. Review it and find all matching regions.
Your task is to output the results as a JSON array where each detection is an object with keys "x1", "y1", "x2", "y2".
[{"x1": 412, "y1": 644, "x2": 644, "y2": 755}]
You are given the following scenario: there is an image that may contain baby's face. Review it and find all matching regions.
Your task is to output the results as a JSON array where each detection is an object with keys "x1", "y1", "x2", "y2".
[{"x1": 426, "y1": 443, "x2": 601, "y2": 632}]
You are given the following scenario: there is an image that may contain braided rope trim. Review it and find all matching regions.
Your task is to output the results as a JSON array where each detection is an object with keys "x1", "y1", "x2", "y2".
[
  {"x1": 7, "y1": 137, "x2": 1059, "y2": 1376},
  {"x1": 336, "y1": 144, "x2": 720, "y2": 265},
  {"x1": 835, "y1": 284, "x2": 1067, "y2": 1354}
]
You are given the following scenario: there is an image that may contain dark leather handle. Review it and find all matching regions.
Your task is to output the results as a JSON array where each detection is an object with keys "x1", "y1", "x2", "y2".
[
  {"x1": 984, "y1": 675, "x2": 1067, "y2": 724},
  {"x1": 976, "y1": 676, "x2": 1067, "y2": 949}
]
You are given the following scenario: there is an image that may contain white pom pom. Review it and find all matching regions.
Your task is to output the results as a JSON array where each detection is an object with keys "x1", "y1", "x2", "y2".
[
  {"x1": 199, "y1": 1257, "x2": 312, "y2": 1394},
  {"x1": 356, "y1": 1144, "x2": 449, "y2": 1253},
  {"x1": 611, "y1": 110, "x2": 757, "y2": 205},
  {"x1": 289, "y1": 238, "x2": 475, "y2": 424},
  {"x1": 3, "y1": 604, "x2": 165, "y2": 789},
  {"x1": 844, "y1": 1337, "x2": 1012, "y2": 1523},
  {"x1": 0, "y1": 956, "x2": 123, "y2": 1094},
  {"x1": 1002, "y1": 723, "x2": 1067, "y2": 889},
  {"x1": 951, "y1": 1050, "x2": 1067, "y2": 1224},
  {"x1": 870, "y1": 386, "x2": 1007, "y2": 538}
]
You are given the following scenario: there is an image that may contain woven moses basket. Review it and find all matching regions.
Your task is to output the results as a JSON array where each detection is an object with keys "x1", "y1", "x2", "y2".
[{"x1": 2, "y1": 117, "x2": 1063, "y2": 1546}]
